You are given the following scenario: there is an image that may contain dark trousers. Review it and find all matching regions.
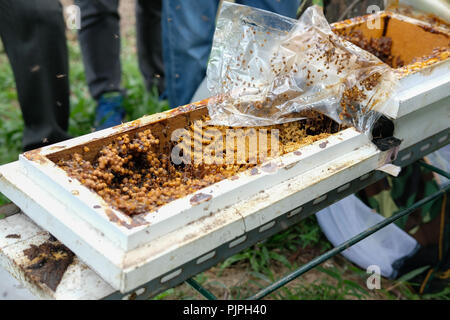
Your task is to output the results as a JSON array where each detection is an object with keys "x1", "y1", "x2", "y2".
[
  {"x1": 0, "y1": 0, "x2": 71, "y2": 151},
  {"x1": 75, "y1": 0, "x2": 165, "y2": 100}
]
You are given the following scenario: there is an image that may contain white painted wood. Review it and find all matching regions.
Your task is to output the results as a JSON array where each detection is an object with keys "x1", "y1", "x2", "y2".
[
  {"x1": 385, "y1": 61, "x2": 450, "y2": 119},
  {"x1": 0, "y1": 213, "x2": 115, "y2": 300},
  {"x1": 0, "y1": 214, "x2": 47, "y2": 247}
]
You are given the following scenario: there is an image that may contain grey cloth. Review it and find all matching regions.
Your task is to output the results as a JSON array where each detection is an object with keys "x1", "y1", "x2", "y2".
[
  {"x1": 316, "y1": 194, "x2": 419, "y2": 279},
  {"x1": 0, "y1": 0, "x2": 71, "y2": 151},
  {"x1": 75, "y1": 0, "x2": 165, "y2": 100}
]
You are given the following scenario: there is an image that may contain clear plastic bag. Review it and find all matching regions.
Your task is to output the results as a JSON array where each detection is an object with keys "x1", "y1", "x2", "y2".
[{"x1": 207, "y1": 3, "x2": 398, "y2": 134}]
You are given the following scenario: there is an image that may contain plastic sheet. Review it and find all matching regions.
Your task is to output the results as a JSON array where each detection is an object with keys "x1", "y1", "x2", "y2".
[{"x1": 207, "y1": 3, "x2": 398, "y2": 134}]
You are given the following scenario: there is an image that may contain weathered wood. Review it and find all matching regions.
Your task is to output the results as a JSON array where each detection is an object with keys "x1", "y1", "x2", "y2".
[{"x1": 0, "y1": 213, "x2": 114, "y2": 299}]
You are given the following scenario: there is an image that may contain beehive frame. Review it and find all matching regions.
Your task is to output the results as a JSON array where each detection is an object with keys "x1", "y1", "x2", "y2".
[{"x1": 0, "y1": 10, "x2": 448, "y2": 293}]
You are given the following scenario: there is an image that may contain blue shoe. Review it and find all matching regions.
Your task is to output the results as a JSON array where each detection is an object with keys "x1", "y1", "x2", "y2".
[{"x1": 95, "y1": 93, "x2": 126, "y2": 130}]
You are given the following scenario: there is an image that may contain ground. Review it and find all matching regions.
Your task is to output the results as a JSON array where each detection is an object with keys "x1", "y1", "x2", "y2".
[{"x1": 0, "y1": 0, "x2": 448, "y2": 300}]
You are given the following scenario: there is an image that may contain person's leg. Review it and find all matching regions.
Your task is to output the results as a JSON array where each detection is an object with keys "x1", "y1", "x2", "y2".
[
  {"x1": 161, "y1": 0, "x2": 220, "y2": 108},
  {"x1": 136, "y1": 0, "x2": 165, "y2": 95},
  {"x1": 74, "y1": 0, "x2": 124, "y2": 130},
  {"x1": 0, "y1": 0, "x2": 71, "y2": 151},
  {"x1": 74, "y1": 0, "x2": 122, "y2": 100},
  {"x1": 238, "y1": 0, "x2": 300, "y2": 18}
]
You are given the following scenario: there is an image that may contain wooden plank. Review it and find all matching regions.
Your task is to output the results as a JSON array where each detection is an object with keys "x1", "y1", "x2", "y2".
[{"x1": 0, "y1": 213, "x2": 115, "y2": 300}]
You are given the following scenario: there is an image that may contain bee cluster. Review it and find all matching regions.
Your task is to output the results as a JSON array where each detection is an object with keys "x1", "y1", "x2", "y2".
[
  {"x1": 335, "y1": 29, "x2": 404, "y2": 68},
  {"x1": 59, "y1": 113, "x2": 338, "y2": 216},
  {"x1": 207, "y1": 5, "x2": 394, "y2": 133}
]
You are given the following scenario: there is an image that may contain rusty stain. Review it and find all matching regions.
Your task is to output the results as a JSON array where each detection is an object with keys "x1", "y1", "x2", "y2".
[
  {"x1": 131, "y1": 214, "x2": 150, "y2": 227},
  {"x1": 127, "y1": 292, "x2": 137, "y2": 300},
  {"x1": 71, "y1": 190, "x2": 79, "y2": 196},
  {"x1": 190, "y1": 193, "x2": 213, "y2": 206},
  {"x1": 113, "y1": 119, "x2": 141, "y2": 132},
  {"x1": 182, "y1": 232, "x2": 198, "y2": 243},
  {"x1": 418, "y1": 24, "x2": 449, "y2": 36},
  {"x1": 49, "y1": 145, "x2": 66, "y2": 150},
  {"x1": 169, "y1": 99, "x2": 208, "y2": 116},
  {"x1": 230, "y1": 175, "x2": 239, "y2": 180},
  {"x1": 5, "y1": 234, "x2": 21, "y2": 239},
  {"x1": 329, "y1": 163, "x2": 348, "y2": 172},
  {"x1": 284, "y1": 161, "x2": 299, "y2": 170},
  {"x1": 105, "y1": 209, "x2": 119, "y2": 224},
  {"x1": 23, "y1": 148, "x2": 48, "y2": 165}
]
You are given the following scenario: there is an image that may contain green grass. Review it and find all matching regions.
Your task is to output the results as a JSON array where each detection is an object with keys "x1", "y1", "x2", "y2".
[
  {"x1": 0, "y1": 45, "x2": 22, "y2": 205},
  {"x1": 272, "y1": 266, "x2": 371, "y2": 300},
  {"x1": 0, "y1": 48, "x2": 22, "y2": 166}
]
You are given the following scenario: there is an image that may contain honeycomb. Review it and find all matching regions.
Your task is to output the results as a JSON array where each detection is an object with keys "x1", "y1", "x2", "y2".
[{"x1": 58, "y1": 112, "x2": 340, "y2": 216}]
